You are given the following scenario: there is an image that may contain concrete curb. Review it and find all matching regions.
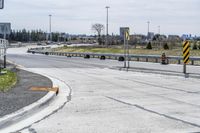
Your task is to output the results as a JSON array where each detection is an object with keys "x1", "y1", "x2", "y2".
[
  {"x1": 117, "y1": 67, "x2": 200, "y2": 79},
  {"x1": 0, "y1": 91, "x2": 56, "y2": 129},
  {"x1": 0, "y1": 65, "x2": 57, "y2": 130},
  {"x1": 0, "y1": 68, "x2": 71, "y2": 133}
]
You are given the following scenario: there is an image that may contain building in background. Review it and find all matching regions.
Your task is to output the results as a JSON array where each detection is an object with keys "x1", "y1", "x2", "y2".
[
  {"x1": 147, "y1": 32, "x2": 154, "y2": 41},
  {"x1": 181, "y1": 34, "x2": 193, "y2": 40},
  {"x1": 168, "y1": 35, "x2": 181, "y2": 42},
  {"x1": 130, "y1": 34, "x2": 146, "y2": 44}
]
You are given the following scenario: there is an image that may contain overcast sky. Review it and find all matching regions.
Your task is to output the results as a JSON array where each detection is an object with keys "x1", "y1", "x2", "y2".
[{"x1": 1, "y1": 0, "x2": 200, "y2": 36}]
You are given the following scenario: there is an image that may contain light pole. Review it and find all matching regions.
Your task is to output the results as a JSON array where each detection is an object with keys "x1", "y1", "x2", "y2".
[
  {"x1": 49, "y1": 14, "x2": 52, "y2": 42},
  {"x1": 147, "y1": 21, "x2": 150, "y2": 40},
  {"x1": 158, "y1": 25, "x2": 161, "y2": 48},
  {"x1": 106, "y1": 6, "x2": 110, "y2": 47}
]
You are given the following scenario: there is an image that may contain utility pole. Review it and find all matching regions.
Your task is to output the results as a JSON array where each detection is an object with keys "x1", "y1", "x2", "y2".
[
  {"x1": 106, "y1": 6, "x2": 110, "y2": 47},
  {"x1": 158, "y1": 25, "x2": 160, "y2": 34},
  {"x1": 49, "y1": 14, "x2": 52, "y2": 42}
]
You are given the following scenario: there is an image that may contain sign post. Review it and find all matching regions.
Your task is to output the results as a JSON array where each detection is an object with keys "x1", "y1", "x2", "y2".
[
  {"x1": 125, "y1": 30, "x2": 130, "y2": 68},
  {"x1": 0, "y1": 23, "x2": 11, "y2": 69},
  {"x1": 0, "y1": 2, "x2": 7, "y2": 69},
  {"x1": 0, "y1": 0, "x2": 4, "y2": 9},
  {"x1": 123, "y1": 29, "x2": 130, "y2": 69},
  {"x1": 0, "y1": 39, "x2": 7, "y2": 73},
  {"x1": 183, "y1": 41, "x2": 190, "y2": 74},
  {"x1": 124, "y1": 32, "x2": 126, "y2": 68}
]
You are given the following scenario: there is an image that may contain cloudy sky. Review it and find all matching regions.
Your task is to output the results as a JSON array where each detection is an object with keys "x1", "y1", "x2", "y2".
[{"x1": 1, "y1": 0, "x2": 200, "y2": 36}]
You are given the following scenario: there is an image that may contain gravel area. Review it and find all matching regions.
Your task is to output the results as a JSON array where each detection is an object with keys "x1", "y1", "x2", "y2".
[{"x1": 0, "y1": 68, "x2": 52, "y2": 117}]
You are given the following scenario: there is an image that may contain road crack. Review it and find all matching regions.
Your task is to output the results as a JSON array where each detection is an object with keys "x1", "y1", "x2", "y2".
[{"x1": 105, "y1": 96, "x2": 200, "y2": 128}]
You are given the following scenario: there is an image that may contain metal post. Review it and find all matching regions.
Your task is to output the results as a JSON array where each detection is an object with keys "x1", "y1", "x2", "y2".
[
  {"x1": 0, "y1": 42, "x2": 1, "y2": 73},
  {"x1": 106, "y1": 6, "x2": 110, "y2": 47},
  {"x1": 147, "y1": 21, "x2": 150, "y2": 40},
  {"x1": 3, "y1": 31, "x2": 6, "y2": 68},
  {"x1": 183, "y1": 63, "x2": 186, "y2": 74},
  {"x1": 1, "y1": 0, "x2": 5, "y2": 70},
  {"x1": 124, "y1": 33, "x2": 126, "y2": 68},
  {"x1": 3, "y1": 53, "x2": 6, "y2": 68},
  {"x1": 49, "y1": 14, "x2": 52, "y2": 42},
  {"x1": 127, "y1": 39, "x2": 130, "y2": 68}
]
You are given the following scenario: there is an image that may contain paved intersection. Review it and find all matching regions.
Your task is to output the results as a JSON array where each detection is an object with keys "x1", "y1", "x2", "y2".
[{"x1": 5, "y1": 47, "x2": 200, "y2": 133}]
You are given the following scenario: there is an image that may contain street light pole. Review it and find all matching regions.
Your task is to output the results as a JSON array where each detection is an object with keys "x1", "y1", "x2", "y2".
[
  {"x1": 49, "y1": 14, "x2": 52, "y2": 42},
  {"x1": 147, "y1": 21, "x2": 150, "y2": 40},
  {"x1": 158, "y1": 25, "x2": 161, "y2": 48},
  {"x1": 158, "y1": 25, "x2": 160, "y2": 34},
  {"x1": 106, "y1": 6, "x2": 110, "y2": 47}
]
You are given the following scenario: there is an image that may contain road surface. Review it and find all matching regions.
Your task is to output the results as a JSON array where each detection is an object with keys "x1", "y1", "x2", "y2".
[{"x1": 5, "y1": 47, "x2": 200, "y2": 133}]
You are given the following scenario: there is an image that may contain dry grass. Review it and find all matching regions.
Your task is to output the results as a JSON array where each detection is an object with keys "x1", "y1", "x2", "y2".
[{"x1": 55, "y1": 46, "x2": 200, "y2": 57}]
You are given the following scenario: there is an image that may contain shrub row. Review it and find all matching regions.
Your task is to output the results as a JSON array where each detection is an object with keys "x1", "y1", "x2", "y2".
[{"x1": 146, "y1": 42, "x2": 169, "y2": 50}]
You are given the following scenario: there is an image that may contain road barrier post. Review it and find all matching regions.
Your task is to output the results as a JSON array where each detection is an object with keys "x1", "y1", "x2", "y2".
[{"x1": 183, "y1": 41, "x2": 190, "y2": 74}]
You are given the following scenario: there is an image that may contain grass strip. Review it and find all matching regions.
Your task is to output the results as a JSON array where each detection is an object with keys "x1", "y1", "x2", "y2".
[
  {"x1": 0, "y1": 70, "x2": 17, "y2": 92},
  {"x1": 56, "y1": 46, "x2": 200, "y2": 56}
]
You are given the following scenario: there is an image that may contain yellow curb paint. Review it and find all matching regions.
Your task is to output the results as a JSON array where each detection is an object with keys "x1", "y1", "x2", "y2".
[{"x1": 30, "y1": 87, "x2": 59, "y2": 95}]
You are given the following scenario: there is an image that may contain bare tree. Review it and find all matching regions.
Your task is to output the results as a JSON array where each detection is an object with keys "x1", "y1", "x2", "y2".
[{"x1": 92, "y1": 23, "x2": 104, "y2": 45}]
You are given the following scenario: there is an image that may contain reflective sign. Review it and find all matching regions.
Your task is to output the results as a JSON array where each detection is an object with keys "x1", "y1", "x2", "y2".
[
  {"x1": 125, "y1": 30, "x2": 130, "y2": 41},
  {"x1": 183, "y1": 41, "x2": 190, "y2": 64}
]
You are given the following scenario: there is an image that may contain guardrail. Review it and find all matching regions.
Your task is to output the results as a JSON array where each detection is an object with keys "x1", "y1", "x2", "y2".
[{"x1": 27, "y1": 48, "x2": 200, "y2": 65}]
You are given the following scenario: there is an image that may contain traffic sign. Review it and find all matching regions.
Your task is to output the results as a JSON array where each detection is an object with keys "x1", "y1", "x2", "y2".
[
  {"x1": 123, "y1": 28, "x2": 130, "y2": 68},
  {"x1": 183, "y1": 41, "x2": 190, "y2": 64},
  {"x1": 125, "y1": 30, "x2": 130, "y2": 41},
  {"x1": 0, "y1": 23, "x2": 11, "y2": 35},
  {"x1": 0, "y1": 0, "x2": 4, "y2": 9}
]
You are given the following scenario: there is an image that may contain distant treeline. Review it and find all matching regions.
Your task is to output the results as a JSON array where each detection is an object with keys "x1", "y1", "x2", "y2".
[{"x1": 8, "y1": 29, "x2": 61, "y2": 42}]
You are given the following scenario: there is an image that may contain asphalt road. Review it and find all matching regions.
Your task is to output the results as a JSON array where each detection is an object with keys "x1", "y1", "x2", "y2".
[
  {"x1": 7, "y1": 47, "x2": 200, "y2": 75},
  {"x1": 8, "y1": 53, "x2": 122, "y2": 68},
  {"x1": 6, "y1": 47, "x2": 200, "y2": 133}
]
